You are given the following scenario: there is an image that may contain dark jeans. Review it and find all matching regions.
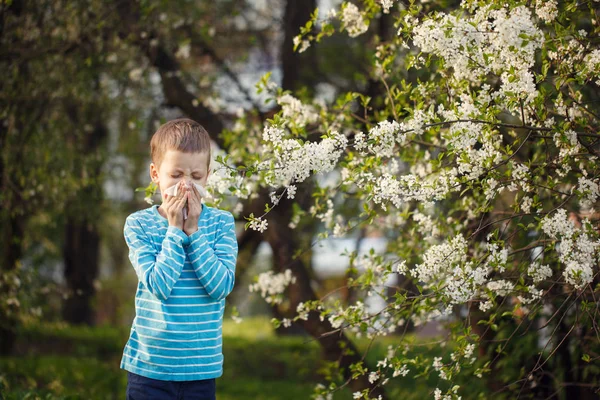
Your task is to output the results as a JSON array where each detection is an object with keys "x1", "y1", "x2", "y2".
[{"x1": 126, "y1": 371, "x2": 216, "y2": 400}]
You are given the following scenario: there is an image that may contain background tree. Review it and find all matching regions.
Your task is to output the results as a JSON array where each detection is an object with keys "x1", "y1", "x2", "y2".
[{"x1": 1, "y1": 1, "x2": 387, "y2": 395}]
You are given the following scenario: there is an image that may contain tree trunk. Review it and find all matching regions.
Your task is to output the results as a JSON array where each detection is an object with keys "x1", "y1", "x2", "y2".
[
  {"x1": 62, "y1": 214, "x2": 100, "y2": 324},
  {"x1": 62, "y1": 118, "x2": 107, "y2": 325},
  {"x1": 0, "y1": 115, "x2": 26, "y2": 355},
  {"x1": 0, "y1": 216, "x2": 24, "y2": 355}
]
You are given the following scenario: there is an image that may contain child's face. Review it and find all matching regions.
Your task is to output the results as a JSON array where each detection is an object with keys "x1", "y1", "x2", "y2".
[{"x1": 150, "y1": 149, "x2": 210, "y2": 201}]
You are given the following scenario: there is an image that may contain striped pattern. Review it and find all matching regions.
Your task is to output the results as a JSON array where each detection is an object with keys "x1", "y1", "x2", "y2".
[{"x1": 120, "y1": 204, "x2": 238, "y2": 381}]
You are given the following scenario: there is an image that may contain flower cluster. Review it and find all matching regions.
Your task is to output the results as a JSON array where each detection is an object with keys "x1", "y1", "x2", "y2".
[
  {"x1": 534, "y1": 0, "x2": 558, "y2": 23},
  {"x1": 364, "y1": 169, "x2": 458, "y2": 210},
  {"x1": 508, "y1": 163, "x2": 533, "y2": 192},
  {"x1": 249, "y1": 269, "x2": 296, "y2": 304},
  {"x1": 292, "y1": 35, "x2": 310, "y2": 53},
  {"x1": 327, "y1": 301, "x2": 367, "y2": 331},
  {"x1": 415, "y1": 235, "x2": 467, "y2": 283},
  {"x1": 277, "y1": 94, "x2": 319, "y2": 127},
  {"x1": 527, "y1": 262, "x2": 553, "y2": 283},
  {"x1": 484, "y1": 242, "x2": 509, "y2": 272},
  {"x1": 412, "y1": 211, "x2": 441, "y2": 242},
  {"x1": 436, "y1": 95, "x2": 504, "y2": 181},
  {"x1": 249, "y1": 216, "x2": 268, "y2": 233},
  {"x1": 582, "y1": 49, "x2": 600, "y2": 84},
  {"x1": 413, "y1": 4, "x2": 543, "y2": 112},
  {"x1": 341, "y1": 3, "x2": 369, "y2": 38},
  {"x1": 261, "y1": 127, "x2": 348, "y2": 187},
  {"x1": 379, "y1": 0, "x2": 395, "y2": 14},
  {"x1": 577, "y1": 177, "x2": 599, "y2": 210},
  {"x1": 365, "y1": 120, "x2": 404, "y2": 157},
  {"x1": 486, "y1": 280, "x2": 515, "y2": 297},
  {"x1": 541, "y1": 209, "x2": 600, "y2": 288}
]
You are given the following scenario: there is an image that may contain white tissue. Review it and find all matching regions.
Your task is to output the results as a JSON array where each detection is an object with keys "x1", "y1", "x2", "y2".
[
  {"x1": 164, "y1": 182, "x2": 210, "y2": 198},
  {"x1": 162, "y1": 181, "x2": 210, "y2": 220}
]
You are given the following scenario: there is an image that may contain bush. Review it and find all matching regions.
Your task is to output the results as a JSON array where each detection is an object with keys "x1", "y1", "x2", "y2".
[{"x1": 0, "y1": 318, "x2": 453, "y2": 399}]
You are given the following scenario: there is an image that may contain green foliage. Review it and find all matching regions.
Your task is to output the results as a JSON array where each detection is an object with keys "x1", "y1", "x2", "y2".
[{"x1": 0, "y1": 318, "x2": 460, "y2": 400}]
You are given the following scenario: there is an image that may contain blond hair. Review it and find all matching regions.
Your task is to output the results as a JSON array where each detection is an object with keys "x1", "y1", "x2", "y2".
[{"x1": 150, "y1": 118, "x2": 211, "y2": 167}]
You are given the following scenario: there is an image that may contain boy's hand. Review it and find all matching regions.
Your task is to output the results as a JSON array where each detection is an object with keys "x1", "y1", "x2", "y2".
[
  {"x1": 163, "y1": 181, "x2": 188, "y2": 230},
  {"x1": 184, "y1": 184, "x2": 202, "y2": 236}
]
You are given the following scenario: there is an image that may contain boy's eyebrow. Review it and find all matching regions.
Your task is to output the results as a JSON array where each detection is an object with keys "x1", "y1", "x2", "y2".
[{"x1": 172, "y1": 168, "x2": 205, "y2": 173}]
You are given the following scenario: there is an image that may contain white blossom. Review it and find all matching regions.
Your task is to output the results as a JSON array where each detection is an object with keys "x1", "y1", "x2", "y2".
[
  {"x1": 484, "y1": 242, "x2": 509, "y2": 272},
  {"x1": 263, "y1": 125, "x2": 285, "y2": 146},
  {"x1": 129, "y1": 68, "x2": 143, "y2": 82},
  {"x1": 293, "y1": 35, "x2": 310, "y2": 53},
  {"x1": 368, "y1": 371, "x2": 380, "y2": 384},
  {"x1": 541, "y1": 209, "x2": 599, "y2": 288},
  {"x1": 518, "y1": 285, "x2": 544, "y2": 304},
  {"x1": 296, "y1": 302, "x2": 309, "y2": 320},
  {"x1": 464, "y1": 343, "x2": 476, "y2": 359},
  {"x1": 249, "y1": 217, "x2": 269, "y2": 233},
  {"x1": 327, "y1": 301, "x2": 366, "y2": 330},
  {"x1": 380, "y1": 0, "x2": 395, "y2": 14},
  {"x1": 553, "y1": 130, "x2": 581, "y2": 162},
  {"x1": 326, "y1": 8, "x2": 337, "y2": 21},
  {"x1": 175, "y1": 43, "x2": 191, "y2": 59},
  {"x1": 487, "y1": 280, "x2": 514, "y2": 296},
  {"x1": 249, "y1": 270, "x2": 296, "y2": 304},
  {"x1": 341, "y1": 3, "x2": 369, "y2": 38},
  {"x1": 392, "y1": 364, "x2": 410, "y2": 377},
  {"x1": 479, "y1": 300, "x2": 493, "y2": 312},
  {"x1": 261, "y1": 129, "x2": 347, "y2": 187},
  {"x1": 286, "y1": 184, "x2": 297, "y2": 199},
  {"x1": 353, "y1": 131, "x2": 367, "y2": 151},
  {"x1": 413, "y1": 212, "x2": 440, "y2": 240},
  {"x1": 106, "y1": 53, "x2": 117, "y2": 63},
  {"x1": 578, "y1": 177, "x2": 599, "y2": 210},
  {"x1": 510, "y1": 163, "x2": 532, "y2": 192},
  {"x1": 541, "y1": 209, "x2": 576, "y2": 239},
  {"x1": 583, "y1": 49, "x2": 600, "y2": 80},
  {"x1": 534, "y1": 0, "x2": 558, "y2": 23},
  {"x1": 528, "y1": 263, "x2": 553, "y2": 283},
  {"x1": 521, "y1": 196, "x2": 533, "y2": 213},
  {"x1": 277, "y1": 94, "x2": 319, "y2": 127},
  {"x1": 366, "y1": 120, "x2": 407, "y2": 157},
  {"x1": 332, "y1": 223, "x2": 344, "y2": 237}
]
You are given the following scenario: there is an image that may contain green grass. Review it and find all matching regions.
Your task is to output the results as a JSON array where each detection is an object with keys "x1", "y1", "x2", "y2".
[
  {"x1": 0, "y1": 356, "x2": 124, "y2": 400},
  {"x1": 0, "y1": 318, "x2": 325, "y2": 399},
  {"x1": 0, "y1": 317, "x2": 448, "y2": 399}
]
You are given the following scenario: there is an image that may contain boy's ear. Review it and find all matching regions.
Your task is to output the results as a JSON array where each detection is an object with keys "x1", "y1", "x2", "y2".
[{"x1": 149, "y1": 163, "x2": 159, "y2": 183}]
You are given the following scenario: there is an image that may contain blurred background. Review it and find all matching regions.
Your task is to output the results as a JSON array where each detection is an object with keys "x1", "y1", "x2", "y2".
[{"x1": 0, "y1": 0, "x2": 445, "y2": 398}]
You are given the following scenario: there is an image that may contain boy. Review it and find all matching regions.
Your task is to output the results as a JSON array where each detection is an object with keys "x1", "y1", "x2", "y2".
[{"x1": 121, "y1": 118, "x2": 238, "y2": 400}]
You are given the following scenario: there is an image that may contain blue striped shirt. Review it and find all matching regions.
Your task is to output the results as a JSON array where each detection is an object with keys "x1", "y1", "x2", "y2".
[{"x1": 120, "y1": 204, "x2": 238, "y2": 381}]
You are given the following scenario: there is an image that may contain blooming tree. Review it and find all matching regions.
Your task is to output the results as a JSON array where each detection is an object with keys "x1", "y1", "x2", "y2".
[{"x1": 206, "y1": 0, "x2": 600, "y2": 398}]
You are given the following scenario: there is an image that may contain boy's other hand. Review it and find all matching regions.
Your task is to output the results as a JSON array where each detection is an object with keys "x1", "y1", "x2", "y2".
[
  {"x1": 163, "y1": 181, "x2": 188, "y2": 230},
  {"x1": 184, "y1": 184, "x2": 202, "y2": 236}
]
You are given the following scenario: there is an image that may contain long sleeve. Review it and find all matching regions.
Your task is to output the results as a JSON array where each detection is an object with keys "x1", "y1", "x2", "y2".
[
  {"x1": 124, "y1": 216, "x2": 188, "y2": 301},
  {"x1": 186, "y1": 212, "x2": 238, "y2": 300}
]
